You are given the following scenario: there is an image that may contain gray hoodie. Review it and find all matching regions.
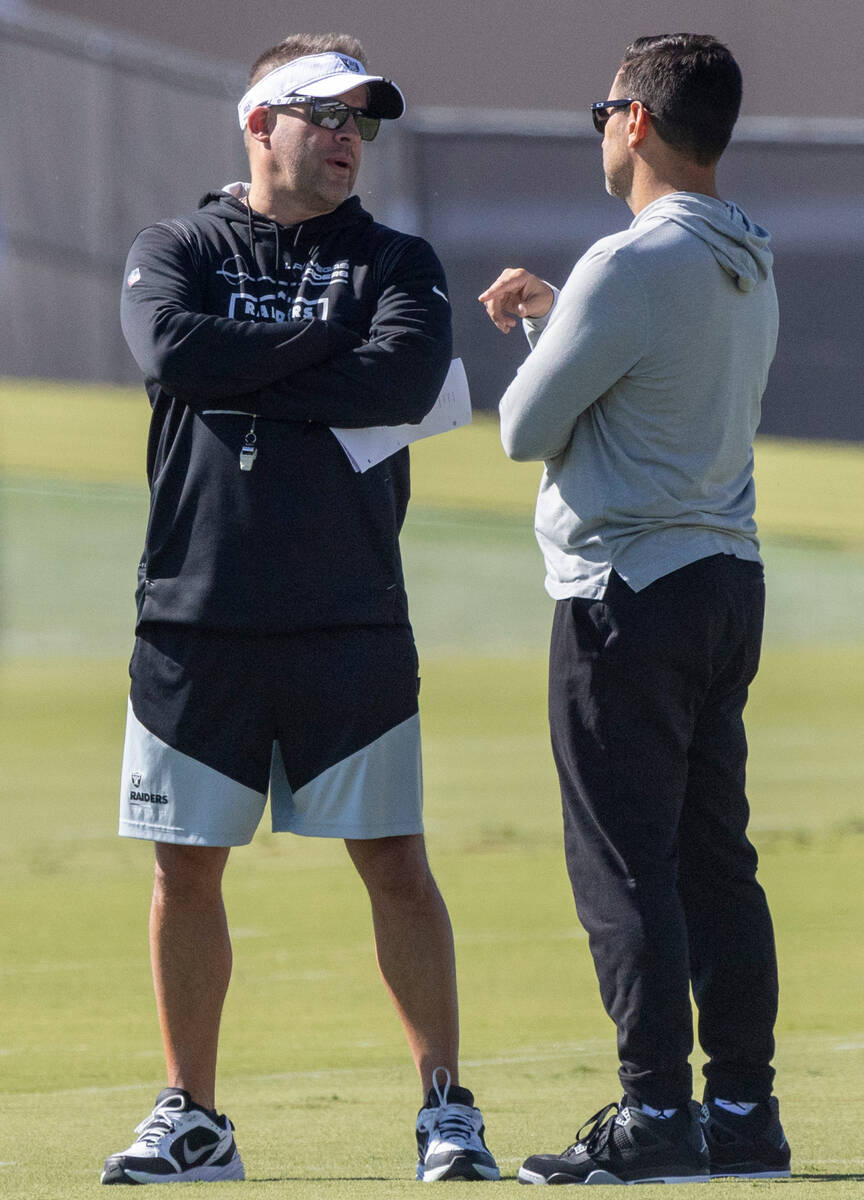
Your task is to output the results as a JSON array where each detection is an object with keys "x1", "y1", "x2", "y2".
[{"x1": 499, "y1": 192, "x2": 779, "y2": 600}]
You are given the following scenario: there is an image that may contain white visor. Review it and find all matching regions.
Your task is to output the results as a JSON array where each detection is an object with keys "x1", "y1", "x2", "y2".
[{"x1": 238, "y1": 52, "x2": 405, "y2": 129}]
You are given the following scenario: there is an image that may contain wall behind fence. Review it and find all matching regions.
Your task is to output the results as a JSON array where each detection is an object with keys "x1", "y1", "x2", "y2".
[{"x1": 2, "y1": 4, "x2": 862, "y2": 440}]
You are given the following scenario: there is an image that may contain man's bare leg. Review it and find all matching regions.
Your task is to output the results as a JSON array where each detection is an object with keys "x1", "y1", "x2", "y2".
[
  {"x1": 149, "y1": 842, "x2": 232, "y2": 1110},
  {"x1": 345, "y1": 834, "x2": 459, "y2": 1094}
]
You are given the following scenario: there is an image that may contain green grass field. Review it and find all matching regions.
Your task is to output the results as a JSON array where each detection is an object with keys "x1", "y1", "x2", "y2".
[{"x1": 1, "y1": 380, "x2": 863, "y2": 1197}]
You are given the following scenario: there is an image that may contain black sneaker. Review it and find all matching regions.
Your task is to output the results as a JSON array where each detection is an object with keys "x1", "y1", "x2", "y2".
[
  {"x1": 518, "y1": 1098, "x2": 709, "y2": 1185},
  {"x1": 416, "y1": 1067, "x2": 500, "y2": 1181},
  {"x1": 701, "y1": 1096, "x2": 791, "y2": 1178},
  {"x1": 101, "y1": 1088, "x2": 245, "y2": 1184}
]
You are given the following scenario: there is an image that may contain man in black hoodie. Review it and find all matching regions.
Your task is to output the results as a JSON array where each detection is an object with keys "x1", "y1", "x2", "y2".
[{"x1": 103, "y1": 33, "x2": 498, "y2": 1187}]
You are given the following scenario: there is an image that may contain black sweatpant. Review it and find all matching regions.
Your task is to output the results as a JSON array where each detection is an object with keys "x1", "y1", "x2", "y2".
[{"x1": 549, "y1": 554, "x2": 778, "y2": 1108}]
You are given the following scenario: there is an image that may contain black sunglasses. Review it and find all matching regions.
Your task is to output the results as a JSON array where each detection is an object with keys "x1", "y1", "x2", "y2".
[
  {"x1": 279, "y1": 96, "x2": 381, "y2": 142},
  {"x1": 590, "y1": 98, "x2": 644, "y2": 133}
]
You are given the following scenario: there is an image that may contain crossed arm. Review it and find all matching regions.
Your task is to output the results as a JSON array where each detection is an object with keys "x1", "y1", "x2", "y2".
[{"x1": 121, "y1": 224, "x2": 452, "y2": 427}]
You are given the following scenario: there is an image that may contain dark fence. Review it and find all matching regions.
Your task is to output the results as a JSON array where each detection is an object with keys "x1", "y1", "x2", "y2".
[
  {"x1": 404, "y1": 116, "x2": 864, "y2": 442},
  {"x1": 2, "y1": 2, "x2": 862, "y2": 439}
]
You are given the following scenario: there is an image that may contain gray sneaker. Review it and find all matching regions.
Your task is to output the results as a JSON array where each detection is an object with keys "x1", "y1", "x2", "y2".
[
  {"x1": 101, "y1": 1088, "x2": 244, "y2": 1185},
  {"x1": 416, "y1": 1068, "x2": 500, "y2": 1181}
]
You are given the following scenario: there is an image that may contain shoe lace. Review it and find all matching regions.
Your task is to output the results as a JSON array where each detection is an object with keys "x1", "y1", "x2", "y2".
[
  {"x1": 434, "y1": 1106, "x2": 475, "y2": 1144},
  {"x1": 427, "y1": 1067, "x2": 476, "y2": 1146},
  {"x1": 134, "y1": 1097, "x2": 185, "y2": 1146},
  {"x1": 563, "y1": 1102, "x2": 620, "y2": 1157}
]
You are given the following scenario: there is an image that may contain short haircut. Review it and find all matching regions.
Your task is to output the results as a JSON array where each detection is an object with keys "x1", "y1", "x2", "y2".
[
  {"x1": 619, "y1": 34, "x2": 742, "y2": 166},
  {"x1": 248, "y1": 33, "x2": 367, "y2": 87}
]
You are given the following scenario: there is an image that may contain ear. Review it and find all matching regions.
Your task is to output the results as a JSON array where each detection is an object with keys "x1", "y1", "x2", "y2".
[
  {"x1": 627, "y1": 101, "x2": 651, "y2": 147},
  {"x1": 246, "y1": 106, "x2": 273, "y2": 143}
]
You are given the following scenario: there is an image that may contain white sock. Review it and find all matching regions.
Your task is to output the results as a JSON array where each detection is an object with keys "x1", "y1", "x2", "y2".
[
  {"x1": 640, "y1": 1104, "x2": 678, "y2": 1119},
  {"x1": 714, "y1": 1099, "x2": 757, "y2": 1115}
]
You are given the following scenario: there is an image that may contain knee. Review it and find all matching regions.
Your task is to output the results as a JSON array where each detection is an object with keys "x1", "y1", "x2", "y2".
[
  {"x1": 348, "y1": 836, "x2": 438, "y2": 906},
  {"x1": 153, "y1": 842, "x2": 229, "y2": 902}
]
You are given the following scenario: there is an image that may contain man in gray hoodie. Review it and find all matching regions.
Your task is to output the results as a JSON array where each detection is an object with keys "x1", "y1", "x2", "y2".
[{"x1": 480, "y1": 34, "x2": 790, "y2": 1186}]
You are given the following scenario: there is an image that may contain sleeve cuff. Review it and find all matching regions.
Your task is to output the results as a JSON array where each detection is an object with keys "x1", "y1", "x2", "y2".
[{"x1": 522, "y1": 283, "x2": 560, "y2": 339}]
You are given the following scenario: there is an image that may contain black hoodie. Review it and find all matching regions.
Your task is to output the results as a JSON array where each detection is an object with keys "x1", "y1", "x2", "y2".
[{"x1": 120, "y1": 190, "x2": 452, "y2": 633}]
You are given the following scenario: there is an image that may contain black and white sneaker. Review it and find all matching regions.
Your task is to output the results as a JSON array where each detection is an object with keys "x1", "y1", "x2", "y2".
[
  {"x1": 701, "y1": 1096, "x2": 791, "y2": 1178},
  {"x1": 518, "y1": 1097, "x2": 709, "y2": 1185},
  {"x1": 101, "y1": 1088, "x2": 245, "y2": 1184},
  {"x1": 416, "y1": 1067, "x2": 500, "y2": 1181}
]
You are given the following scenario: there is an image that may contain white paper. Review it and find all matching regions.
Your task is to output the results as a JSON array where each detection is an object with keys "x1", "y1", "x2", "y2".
[{"x1": 330, "y1": 358, "x2": 471, "y2": 473}]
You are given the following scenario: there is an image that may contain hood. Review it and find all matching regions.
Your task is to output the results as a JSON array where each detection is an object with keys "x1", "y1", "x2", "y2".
[
  {"x1": 193, "y1": 186, "x2": 373, "y2": 283},
  {"x1": 633, "y1": 192, "x2": 773, "y2": 292},
  {"x1": 196, "y1": 185, "x2": 372, "y2": 240}
]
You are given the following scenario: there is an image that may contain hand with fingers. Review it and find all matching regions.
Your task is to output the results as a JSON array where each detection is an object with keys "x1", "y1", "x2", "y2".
[{"x1": 478, "y1": 268, "x2": 555, "y2": 333}]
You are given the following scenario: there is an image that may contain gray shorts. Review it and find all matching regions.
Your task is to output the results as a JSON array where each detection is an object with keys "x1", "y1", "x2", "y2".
[{"x1": 119, "y1": 623, "x2": 423, "y2": 845}]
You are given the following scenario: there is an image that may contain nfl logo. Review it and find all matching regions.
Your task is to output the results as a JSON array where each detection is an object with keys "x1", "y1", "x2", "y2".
[{"x1": 131, "y1": 772, "x2": 142, "y2": 787}]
